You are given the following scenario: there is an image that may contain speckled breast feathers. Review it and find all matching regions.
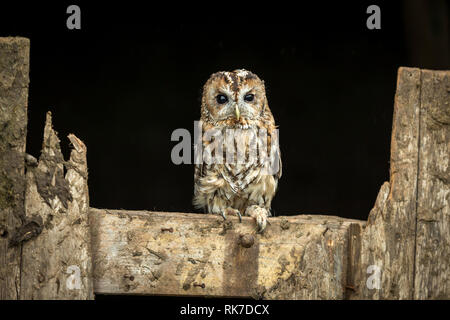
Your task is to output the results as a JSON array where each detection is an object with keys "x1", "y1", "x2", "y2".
[{"x1": 193, "y1": 69, "x2": 281, "y2": 232}]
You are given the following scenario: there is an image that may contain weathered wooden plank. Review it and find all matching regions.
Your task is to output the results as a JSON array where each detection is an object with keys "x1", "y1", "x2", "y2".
[
  {"x1": 20, "y1": 112, "x2": 94, "y2": 299},
  {"x1": 350, "y1": 67, "x2": 422, "y2": 299},
  {"x1": 91, "y1": 208, "x2": 365, "y2": 299},
  {"x1": 0, "y1": 37, "x2": 30, "y2": 300},
  {"x1": 414, "y1": 69, "x2": 450, "y2": 299}
]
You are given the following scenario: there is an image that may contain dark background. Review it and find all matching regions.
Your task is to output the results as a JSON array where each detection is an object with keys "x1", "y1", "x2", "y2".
[{"x1": 1, "y1": 1, "x2": 448, "y2": 221}]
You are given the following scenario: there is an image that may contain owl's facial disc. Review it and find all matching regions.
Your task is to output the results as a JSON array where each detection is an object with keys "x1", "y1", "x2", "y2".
[{"x1": 202, "y1": 70, "x2": 266, "y2": 122}]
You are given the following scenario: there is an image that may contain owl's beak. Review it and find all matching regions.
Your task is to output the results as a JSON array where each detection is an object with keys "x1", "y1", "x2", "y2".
[{"x1": 235, "y1": 105, "x2": 240, "y2": 120}]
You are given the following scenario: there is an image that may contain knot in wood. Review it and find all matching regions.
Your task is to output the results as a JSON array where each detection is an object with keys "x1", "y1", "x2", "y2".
[
  {"x1": 239, "y1": 234, "x2": 254, "y2": 248},
  {"x1": 0, "y1": 225, "x2": 7, "y2": 238}
]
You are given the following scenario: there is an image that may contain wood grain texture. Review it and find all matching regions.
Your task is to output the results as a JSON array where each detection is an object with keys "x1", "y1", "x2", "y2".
[
  {"x1": 20, "y1": 112, "x2": 94, "y2": 299},
  {"x1": 348, "y1": 68, "x2": 450, "y2": 300},
  {"x1": 414, "y1": 69, "x2": 450, "y2": 299},
  {"x1": 90, "y1": 208, "x2": 365, "y2": 299},
  {"x1": 0, "y1": 37, "x2": 29, "y2": 300},
  {"x1": 349, "y1": 67, "x2": 422, "y2": 299}
]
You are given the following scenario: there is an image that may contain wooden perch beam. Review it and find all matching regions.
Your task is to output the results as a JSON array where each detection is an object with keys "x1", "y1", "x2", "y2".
[{"x1": 90, "y1": 208, "x2": 364, "y2": 299}]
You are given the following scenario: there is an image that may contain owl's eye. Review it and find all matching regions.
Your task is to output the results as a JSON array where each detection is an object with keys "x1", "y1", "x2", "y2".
[
  {"x1": 216, "y1": 94, "x2": 228, "y2": 104},
  {"x1": 244, "y1": 93, "x2": 255, "y2": 102}
]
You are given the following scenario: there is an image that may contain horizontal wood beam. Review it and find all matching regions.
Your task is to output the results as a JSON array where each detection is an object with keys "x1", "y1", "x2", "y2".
[{"x1": 90, "y1": 208, "x2": 365, "y2": 299}]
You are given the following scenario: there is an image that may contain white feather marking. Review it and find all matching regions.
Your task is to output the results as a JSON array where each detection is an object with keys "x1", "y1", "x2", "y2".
[{"x1": 235, "y1": 69, "x2": 249, "y2": 78}]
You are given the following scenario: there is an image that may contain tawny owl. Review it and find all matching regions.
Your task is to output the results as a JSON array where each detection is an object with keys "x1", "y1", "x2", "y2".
[{"x1": 193, "y1": 69, "x2": 282, "y2": 232}]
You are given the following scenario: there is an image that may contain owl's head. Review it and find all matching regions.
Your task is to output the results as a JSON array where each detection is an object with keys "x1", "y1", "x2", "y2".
[{"x1": 201, "y1": 69, "x2": 268, "y2": 124}]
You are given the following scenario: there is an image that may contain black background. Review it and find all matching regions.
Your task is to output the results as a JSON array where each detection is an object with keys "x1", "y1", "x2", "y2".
[{"x1": 1, "y1": 1, "x2": 448, "y2": 221}]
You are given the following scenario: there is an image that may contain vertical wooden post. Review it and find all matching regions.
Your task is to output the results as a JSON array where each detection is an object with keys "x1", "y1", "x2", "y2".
[
  {"x1": 0, "y1": 37, "x2": 30, "y2": 300},
  {"x1": 19, "y1": 113, "x2": 94, "y2": 299},
  {"x1": 414, "y1": 69, "x2": 450, "y2": 299},
  {"x1": 348, "y1": 67, "x2": 450, "y2": 299},
  {"x1": 0, "y1": 37, "x2": 93, "y2": 299},
  {"x1": 348, "y1": 67, "x2": 422, "y2": 299}
]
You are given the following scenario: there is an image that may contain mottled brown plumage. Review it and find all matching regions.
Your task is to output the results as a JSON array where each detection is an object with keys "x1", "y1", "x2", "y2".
[{"x1": 193, "y1": 69, "x2": 282, "y2": 232}]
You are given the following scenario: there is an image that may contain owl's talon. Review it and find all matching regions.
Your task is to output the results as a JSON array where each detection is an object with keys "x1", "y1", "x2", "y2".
[
  {"x1": 245, "y1": 205, "x2": 269, "y2": 233},
  {"x1": 255, "y1": 216, "x2": 266, "y2": 233},
  {"x1": 223, "y1": 207, "x2": 242, "y2": 222},
  {"x1": 220, "y1": 211, "x2": 227, "y2": 221}
]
